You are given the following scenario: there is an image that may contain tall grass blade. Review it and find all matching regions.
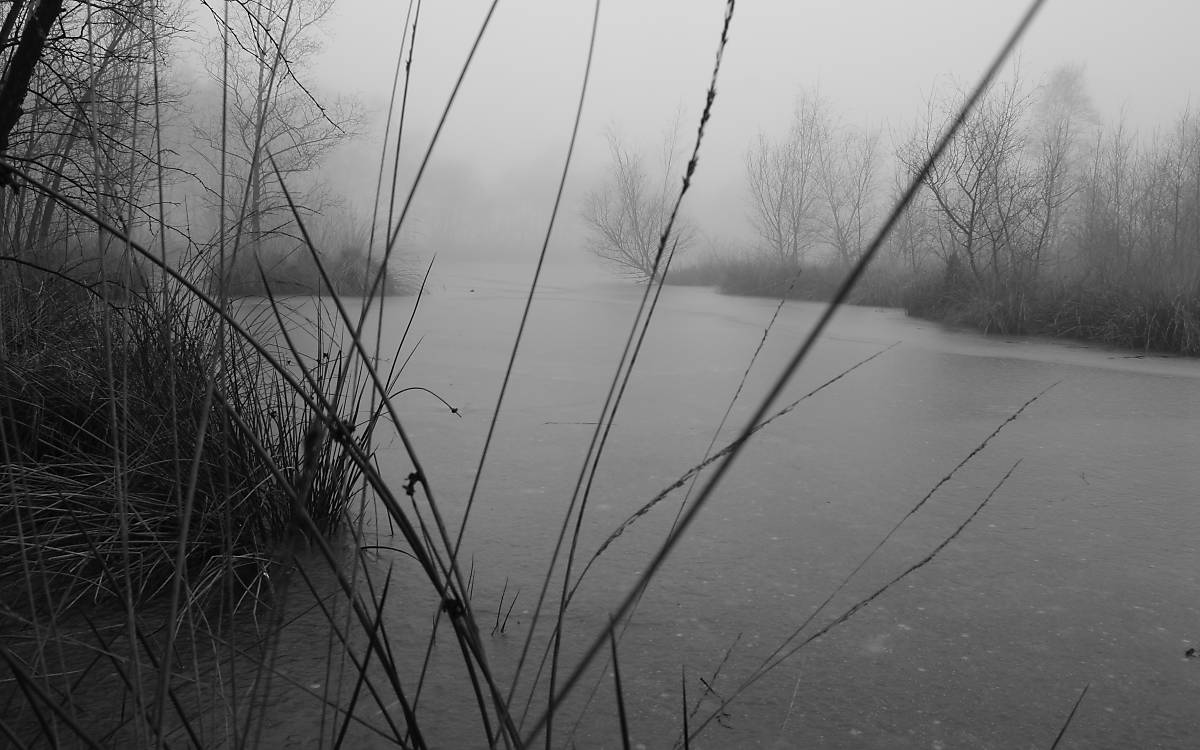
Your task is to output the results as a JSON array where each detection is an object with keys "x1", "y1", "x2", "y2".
[
  {"x1": 372, "y1": 0, "x2": 501, "y2": 301},
  {"x1": 0, "y1": 645, "x2": 101, "y2": 750},
  {"x1": 687, "y1": 459, "x2": 1025, "y2": 742},
  {"x1": 290, "y1": 564, "x2": 408, "y2": 744},
  {"x1": 609, "y1": 620, "x2": 632, "y2": 750},
  {"x1": 567, "y1": 343, "x2": 896, "y2": 605},
  {"x1": 524, "y1": 1, "x2": 1046, "y2": 741},
  {"x1": 518, "y1": 0, "x2": 737, "y2": 728},
  {"x1": 454, "y1": 0, "x2": 601, "y2": 582},
  {"x1": 679, "y1": 666, "x2": 690, "y2": 750},
  {"x1": 0, "y1": 718, "x2": 28, "y2": 750},
  {"x1": 332, "y1": 565, "x2": 397, "y2": 749},
  {"x1": 748, "y1": 382, "x2": 1057, "y2": 682},
  {"x1": 1049, "y1": 683, "x2": 1090, "y2": 750}
]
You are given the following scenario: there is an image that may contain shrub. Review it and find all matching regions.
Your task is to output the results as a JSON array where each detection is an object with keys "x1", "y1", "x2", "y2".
[{"x1": 0, "y1": 271, "x2": 365, "y2": 613}]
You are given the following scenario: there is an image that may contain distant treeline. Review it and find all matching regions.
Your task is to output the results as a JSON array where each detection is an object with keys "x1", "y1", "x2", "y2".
[
  {"x1": 0, "y1": 0, "x2": 397, "y2": 300},
  {"x1": 213, "y1": 228, "x2": 410, "y2": 298},
  {"x1": 670, "y1": 68, "x2": 1200, "y2": 354}
]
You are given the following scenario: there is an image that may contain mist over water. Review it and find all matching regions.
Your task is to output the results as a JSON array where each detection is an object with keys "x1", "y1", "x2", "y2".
[
  {"x1": 318, "y1": 1, "x2": 1200, "y2": 267},
  {"x1": 261, "y1": 260, "x2": 1200, "y2": 747},
  {"x1": 7, "y1": 1, "x2": 1200, "y2": 747}
]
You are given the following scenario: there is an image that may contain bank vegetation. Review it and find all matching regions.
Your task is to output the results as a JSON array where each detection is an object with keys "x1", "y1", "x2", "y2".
[{"x1": 668, "y1": 69, "x2": 1200, "y2": 354}]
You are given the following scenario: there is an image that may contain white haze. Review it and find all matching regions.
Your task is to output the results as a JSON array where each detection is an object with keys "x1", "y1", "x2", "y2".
[{"x1": 307, "y1": 0, "x2": 1200, "y2": 266}]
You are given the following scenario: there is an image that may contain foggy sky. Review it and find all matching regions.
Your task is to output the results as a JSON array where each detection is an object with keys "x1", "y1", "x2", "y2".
[{"x1": 310, "y1": 1, "x2": 1200, "y2": 264}]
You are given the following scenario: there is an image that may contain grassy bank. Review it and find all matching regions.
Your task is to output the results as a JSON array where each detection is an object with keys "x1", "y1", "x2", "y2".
[
  {"x1": 669, "y1": 252, "x2": 918, "y2": 309},
  {"x1": 213, "y1": 219, "x2": 416, "y2": 298},
  {"x1": 0, "y1": 267, "x2": 366, "y2": 613},
  {"x1": 0, "y1": 0, "x2": 500, "y2": 743},
  {"x1": 669, "y1": 252, "x2": 1200, "y2": 355},
  {"x1": 0, "y1": 244, "x2": 424, "y2": 744}
]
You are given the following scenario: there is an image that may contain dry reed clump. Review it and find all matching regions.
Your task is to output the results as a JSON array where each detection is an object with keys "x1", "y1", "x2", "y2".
[
  {"x1": 669, "y1": 251, "x2": 922, "y2": 309},
  {"x1": 0, "y1": 274, "x2": 351, "y2": 616},
  {"x1": 675, "y1": 249, "x2": 1200, "y2": 355},
  {"x1": 1025, "y1": 281, "x2": 1200, "y2": 355}
]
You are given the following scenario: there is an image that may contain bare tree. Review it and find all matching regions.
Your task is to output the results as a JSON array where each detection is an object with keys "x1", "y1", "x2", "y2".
[
  {"x1": 1028, "y1": 64, "x2": 1097, "y2": 276},
  {"x1": 899, "y1": 68, "x2": 1098, "y2": 330},
  {"x1": 0, "y1": 0, "x2": 186, "y2": 282},
  {"x1": 817, "y1": 124, "x2": 880, "y2": 268},
  {"x1": 885, "y1": 165, "x2": 939, "y2": 273},
  {"x1": 582, "y1": 129, "x2": 692, "y2": 280},
  {"x1": 0, "y1": 0, "x2": 67, "y2": 192},
  {"x1": 1132, "y1": 108, "x2": 1200, "y2": 291},
  {"x1": 1075, "y1": 116, "x2": 1134, "y2": 283},
  {"x1": 194, "y1": 0, "x2": 363, "y2": 265},
  {"x1": 745, "y1": 91, "x2": 829, "y2": 264},
  {"x1": 902, "y1": 78, "x2": 1027, "y2": 281}
]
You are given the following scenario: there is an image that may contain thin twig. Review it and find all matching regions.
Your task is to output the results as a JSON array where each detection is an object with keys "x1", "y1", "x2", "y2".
[
  {"x1": 609, "y1": 619, "x2": 632, "y2": 750},
  {"x1": 524, "y1": 1, "x2": 1046, "y2": 742},
  {"x1": 1049, "y1": 683, "x2": 1090, "y2": 750},
  {"x1": 521, "y1": 1, "x2": 737, "y2": 740},
  {"x1": 688, "y1": 459, "x2": 1024, "y2": 742}
]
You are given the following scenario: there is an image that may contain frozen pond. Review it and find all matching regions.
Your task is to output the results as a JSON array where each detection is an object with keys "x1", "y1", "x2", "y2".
[{"x1": 263, "y1": 259, "x2": 1200, "y2": 748}]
